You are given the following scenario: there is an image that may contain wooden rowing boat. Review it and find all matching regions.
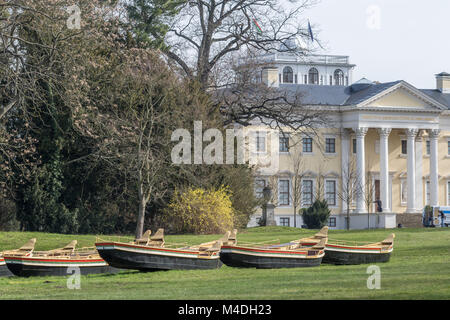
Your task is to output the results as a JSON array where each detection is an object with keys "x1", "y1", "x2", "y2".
[
  {"x1": 219, "y1": 231, "x2": 327, "y2": 269},
  {"x1": 95, "y1": 229, "x2": 231, "y2": 271},
  {"x1": 297, "y1": 227, "x2": 395, "y2": 265},
  {"x1": 3, "y1": 239, "x2": 119, "y2": 277}
]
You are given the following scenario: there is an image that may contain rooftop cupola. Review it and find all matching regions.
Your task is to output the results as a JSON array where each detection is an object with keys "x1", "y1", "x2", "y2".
[{"x1": 436, "y1": 72, "x2": 450, "y2": 93}]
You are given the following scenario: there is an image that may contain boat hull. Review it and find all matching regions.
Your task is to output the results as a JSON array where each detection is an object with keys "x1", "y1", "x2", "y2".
[
  {"x1": 322, "y1": 249, "x2": 392, "y2": 265},
  {"x1": 220, "y1": 246, "x2": 323, "y2": 269},
  {"x1": 0, "y1": 259, "x2": 13, "y2": 277},
  {"x1": 4, "y1": 257, "x2": 119, "y2": 277},
  {"x1": 96, "y1": 242, "x2": 223, "y2": 271}
]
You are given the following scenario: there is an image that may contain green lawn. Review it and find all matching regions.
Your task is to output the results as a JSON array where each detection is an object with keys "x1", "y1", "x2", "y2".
[{"x1": 0, "y1": 227, "x2": 449, "y2": 300}]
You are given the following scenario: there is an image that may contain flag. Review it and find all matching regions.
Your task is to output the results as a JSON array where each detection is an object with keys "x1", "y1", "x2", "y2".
[
  {"x1": 253, "y1": 18, "x2": 263, "y2": 34},
  {"x1": 308, "y1": 20, "x2": 314, "y2": 42}
]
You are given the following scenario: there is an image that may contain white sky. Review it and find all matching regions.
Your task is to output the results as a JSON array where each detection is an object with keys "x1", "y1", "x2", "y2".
[{"x1": 298, "y1": 0, "x2": 450, "y2": 89}]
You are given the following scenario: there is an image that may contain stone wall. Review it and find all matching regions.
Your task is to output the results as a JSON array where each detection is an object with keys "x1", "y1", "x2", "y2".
[{"x1": 396, "y1": 213, "x2": 423, "y2": 228}]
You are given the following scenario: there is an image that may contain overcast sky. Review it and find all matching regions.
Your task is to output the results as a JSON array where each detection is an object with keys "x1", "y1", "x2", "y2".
[{"x1": 298, "y1": 0, "x2": 450, "y2": 89}]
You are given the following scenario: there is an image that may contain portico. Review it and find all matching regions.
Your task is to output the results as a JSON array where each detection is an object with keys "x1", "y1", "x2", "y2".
[{"x1": 346, "y1": 126, "x2": 441, "y2": 214}]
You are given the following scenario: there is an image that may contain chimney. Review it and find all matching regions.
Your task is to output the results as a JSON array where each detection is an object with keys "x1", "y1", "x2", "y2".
[
  {"x1": 262, "y1": 67, "x2": 279, "y2": 88},
  {"x1": 436, "y1": 72, "x2": 450, "y2": 93}
]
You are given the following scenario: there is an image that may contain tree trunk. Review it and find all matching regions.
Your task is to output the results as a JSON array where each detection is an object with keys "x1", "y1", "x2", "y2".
[
  {"x1": 346, "y1": 206, "x2": 350, "y2": 230},
  {"x1": 135, "y1": 196, "x2": 147, "y2": 239},
  {"x1": 294, "y1": 205, "x2": 297, "y2": 228}
]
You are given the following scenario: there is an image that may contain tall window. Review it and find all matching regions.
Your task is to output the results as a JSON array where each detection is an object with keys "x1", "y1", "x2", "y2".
[
  {"x1": 279, "y1": 180, "x2": 290, "y2": 206},
  {"x1": 448, "y1": 141, "x2": 450, "y2": 155},
  {"x1": 304, "y1": 75, "x2": 308, "y2": 84},
  {"x1": 426, "y1": 181, "x2": 430, "y2": 205},
  {"x1": 353, "y1": 139, "x2": 357, "y2": 154},
  {"x1": 329, "y1": 75, "x2": 333, "y2": 86},
  {"x1": 302, "y1": 180, "x2": 313, "y2": 206},
  {"x1": 325, "y1": 138, "x2": 336, "y2": 153},
  {"x1": 283, "y1": 66, "x2": 294, "y2": 83},
  {"x1": 280, "y1": 217, "x2": 290, "y2": 227},
  {"x1": 255, "y1": 179, "x2": 266, "y2": 199},
  {"x1": 256, "y1": 132, "x2": 266, "y2": 152},
  {"x1": 334, "y1": 69, "x2": 344, "y2": 86},
  {"x1": 401, "y1": 140, "x2": 407, "y2": 155},
  {"x1": 308, "y1": 68, "x2": 319, "y2": 85},
  {"x1": 325, "y1": 180, "x2": 336, "y2": 206},
  {"x1": 426, "y1": 140, "x2": 430, "y2": 155},
  {"x1": 303, "y1": 137, "x2": 313, "y2": 153},
  {"x1": 279, "y1": 136, "x2": 290, "y2": 153}
]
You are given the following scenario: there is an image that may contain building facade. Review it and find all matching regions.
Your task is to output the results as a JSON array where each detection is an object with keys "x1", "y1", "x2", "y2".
[{"x1": 246, "y1": 52, "x2": 450, "y2": 229}]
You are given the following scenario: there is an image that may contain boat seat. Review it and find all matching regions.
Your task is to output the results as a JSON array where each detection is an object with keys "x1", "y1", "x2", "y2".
[
  {"x1": 314, "y1": 226, "x2": 329, "y2": 239},
  {"x1": 218, "y1": 231, "x2": 231, "y2": 245},
  {"x1": 227, "y1": 229, "x2": 238, "y2": 245},
  {"x1": 381, "y1": 234, "x2": 395, "y2": 245},
  {"x1": 19, "y1": 238, "x2": 37, "y2": 252},
  {"x1": 47, "y1": 240, "x2": 78, "y2": 256},
  {"x1": 135, "y1": 230, "x2": 152, "y2": 245},
  {"x1": 9, "y1": 238, "x2": 37, "y2": 256},
  {"x1": 198, "y1": 241, "x2": 222, "y2": 256},
  {"x1": 311, "y1": 237, "x2": 327, "y2": 250},
  {"x1": 148, "y1": 228, "x2": 165, "y2": 247},
  {"x1": 206, "y1": 241, "x2": 222, "y2": 252}
]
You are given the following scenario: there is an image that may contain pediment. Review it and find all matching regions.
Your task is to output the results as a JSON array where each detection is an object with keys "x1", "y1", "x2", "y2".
[
  {"x1": 371, "y1": 88, "x2": 430, "y2": 108},
  {"x1": 358, "y1": 82, "x2": 446, "y2": 111}
]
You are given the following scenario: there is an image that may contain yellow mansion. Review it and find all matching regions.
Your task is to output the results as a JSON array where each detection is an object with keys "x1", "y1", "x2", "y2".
[{"x1": 245, "y1": 53, "x2": 450, "y2": 229}]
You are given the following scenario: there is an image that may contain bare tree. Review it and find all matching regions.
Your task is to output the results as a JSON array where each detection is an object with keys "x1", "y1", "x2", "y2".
[
  {"x1": 156, "y1": 0, "x2": 320, "y2": 87},
  {"x1": 363, "y1": 171, "x2": 376, "y2": 229},
  {"x1": 128, "y1": 0, "x2": 329, "y2": 136},
  {"x1": 337, "y1": 157, "x2": 357, "y2": 230},
  {"x1": 77, "y1": 52, "x2": 178, "y2": 238},
  {"x1": 288, "y1": 141, "x2": 305, "y2": 228}
]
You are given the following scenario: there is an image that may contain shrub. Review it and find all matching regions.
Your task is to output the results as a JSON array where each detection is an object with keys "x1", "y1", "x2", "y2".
[
  {"x1": 164, "y1": 186, "x2": 235, "y2": 234},
  {"x1": 301, "y1": 199, "x2": 331, "y2": 229}
]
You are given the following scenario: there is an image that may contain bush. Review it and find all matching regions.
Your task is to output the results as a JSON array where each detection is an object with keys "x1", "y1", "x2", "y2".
[
  {"x1": 301, "y1": 199, "x2": 331, "y2": 229},
  {"x1": 164, "y1": 186, "x2": 235, "y2": 234}
]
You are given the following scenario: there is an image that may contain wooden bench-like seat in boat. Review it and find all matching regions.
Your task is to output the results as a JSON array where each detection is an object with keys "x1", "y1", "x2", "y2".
[{"x1": 147, "y1": 229, "x2": 165, "y2": 247}]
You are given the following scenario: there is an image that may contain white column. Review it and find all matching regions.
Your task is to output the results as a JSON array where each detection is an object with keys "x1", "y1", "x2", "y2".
[
  {"x1": 378, "y1": 128, "x2": 391, "y2": 213},
  {"x1": 355, "y1": 127, "x2": 368, "y2": 214},
  {"x1": 406, "y1": 129, "x2": 419, "y2": 213},
  {"x1": 415, "y1": 134, "x2": 423, "y2": 210},
  {"x1": 341, "y1": 129, "x2": 351, "y2": 213},
  {"x1": 429, "y1": 129, "x2": 440, "y2": 207}
]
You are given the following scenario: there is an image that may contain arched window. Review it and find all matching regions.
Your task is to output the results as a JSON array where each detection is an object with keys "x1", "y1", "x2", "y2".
[
  {"x1": 283, "y1": 66, "x2": 294, "y2": 83},
  {"x1": 334, "y1": 69, "x2": 345, "y2": 86},
  {"x1": 308, "y1": 68, "x2": 319, "y2": 84}
]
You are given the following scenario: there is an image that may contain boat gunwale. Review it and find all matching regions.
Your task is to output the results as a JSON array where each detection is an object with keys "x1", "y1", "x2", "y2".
[
  {"x1": 3, "y1": 255, "x2": 106, "y2": 263},
  {"x1": 220, "y1": 244, "x2": 323, "y2": 256},
  {"x1": 95, "y1": 241, "x2": 219, "y2": 255}
]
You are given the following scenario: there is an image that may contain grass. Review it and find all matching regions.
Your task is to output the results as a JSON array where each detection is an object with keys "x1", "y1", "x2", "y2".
[{"x1": 0, "y1": 227, "x2": 449, "y2": 300}]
